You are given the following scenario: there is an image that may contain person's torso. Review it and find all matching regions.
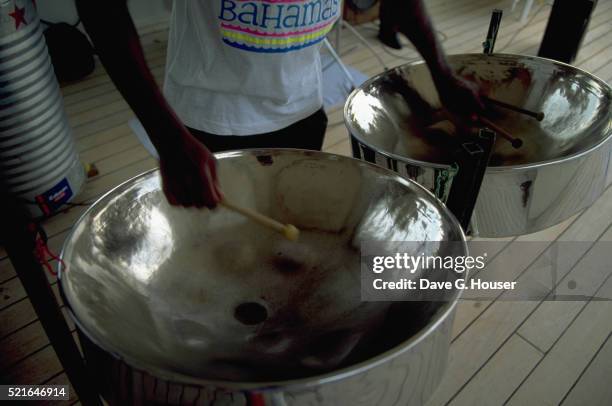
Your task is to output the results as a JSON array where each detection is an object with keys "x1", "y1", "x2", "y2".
[{"x1": 164, "y1": 0, "x2": 341, "y2": 135}]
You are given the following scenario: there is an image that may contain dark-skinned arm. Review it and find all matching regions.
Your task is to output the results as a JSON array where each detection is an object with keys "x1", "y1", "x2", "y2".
[
  {"x1": 75, "y1": 0, "x2": 222, "y2": 208},
  {"x1": 385, "y1": 0, "x2": 485, "y2": 118}
]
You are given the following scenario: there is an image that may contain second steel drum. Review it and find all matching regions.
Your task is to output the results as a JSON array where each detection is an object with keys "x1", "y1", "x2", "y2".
[{"x1": 345, "y1": 53, "x2": 612, "y2": 237}]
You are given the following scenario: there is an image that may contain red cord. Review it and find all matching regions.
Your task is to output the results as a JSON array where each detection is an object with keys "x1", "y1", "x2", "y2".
[
  {"x1": 247, "y1": 393, "x2": 266, "y2": 406},
  {"x1": 29, "y1": 222, "x2": 66, "y2": 276},
  {"x1": 34, "y1": 237, "x2": 56, "y2": 276}
]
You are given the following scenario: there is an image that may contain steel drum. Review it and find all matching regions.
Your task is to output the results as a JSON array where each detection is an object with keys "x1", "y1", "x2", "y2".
[
  {"x1": 345, "y1": 54, "x2": 612, "y2": 237},
  {"x1": 60, "y1": 150, "x2": 466, "y2": 405}
]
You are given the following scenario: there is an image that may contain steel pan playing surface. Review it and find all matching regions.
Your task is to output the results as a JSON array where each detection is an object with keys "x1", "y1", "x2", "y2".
[{"x1": 59, "y1": 150, "x2": 466, "y2": 388}]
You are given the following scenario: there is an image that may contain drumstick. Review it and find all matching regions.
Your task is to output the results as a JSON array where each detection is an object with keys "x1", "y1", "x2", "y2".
[
  {"x1": 220, "y1": 198, "x2": 300, "y2": 241},
  {"x1": 484, "y1": 96, "x2": 545, "y2": 121},
  {"x1": 477, "y1": 116, "x2": 524, "y2": 149}
]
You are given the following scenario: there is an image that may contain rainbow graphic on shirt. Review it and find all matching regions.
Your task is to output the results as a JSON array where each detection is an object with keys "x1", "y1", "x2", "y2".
[{"x1": 218, "y1": 0, "x2": 341, "y2": 53}]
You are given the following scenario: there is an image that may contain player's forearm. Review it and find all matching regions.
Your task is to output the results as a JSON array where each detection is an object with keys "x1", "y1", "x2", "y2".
[
  {"x1": 75, "y1": 0, "x2": 188, "y2": 155},
  {"x1": 399, "y1": 0, "x2": 453, "y2": 79}
]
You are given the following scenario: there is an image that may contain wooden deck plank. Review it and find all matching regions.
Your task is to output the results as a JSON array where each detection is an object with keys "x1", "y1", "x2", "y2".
[
  {"x1": 0, "y1": 285, "x2": 70, "y2": 339},
  {"x1": 450, "y1": 214, "x2": 578, "y2": 341},
  {"x1": 1, "y1": 321, "x2": 52, "y2": 372},
  {"x1": 0, "y1": 259, "x2": 16, "y2": 284},
  {"x1": 324, "y1": 137, "x2": 352, "y2": 156},
  {"x1": 426, "y1": 185, "x2": 612, "y2": 405},
  {"x1": 561, "y1": 333, "x2": 612, "y2": 406},
  {"x1": 2, "y1": 345, "x2": 64, "y2": 385},
  {"x1": 76, "y1": 123, "x2": 134, "y2": 153},
  {"x1": 63, "y1": 62, "x2": 165, "y2": 111},
  {"x1": 1, "y1": 331, "x2": 80, "y2": 386},
  {"x1": 517, "y1": 187, "x2": 612, "y2": 347},
  {"x1": 0, "y1": 276, "x2": 28, "y2": 311},
  {"x1": 427, "y1": 301, "x2": 540, "y2": 405},
  {"x1": 79, "y1": 134, "x2": 142, "y2": 165},
  {"x1": 1, "y1": 306, "x2": 77, "y2": 372},
  {"x1": 343, "y1": 1, "x2": 550, "y2": 69},
  {"x1": 456, "y1": 182, "x2": 611, "y2": 326},
  {"x1": 506, "y1": 265, "x2": 612, "y2": 406},
  {"x1": 567, "y1": 25, "x2": 612, "y2": 74},
  {"x1": 448, "y1": 334, "x2": 543, "y2": 406},
  {"x1": 73, "y1": 109, "x2": 136, "y2": 140},
  {"x1": 453, "y1": 224, "x2": 612, "y2": 405},
  {"x1": 504, "y1": 0, "x2": 612, "y2": 58},
  {"x1": 453, "y1": 217, "x2": 612, "y2": 404},
  {"x1": 39, "y1": 372, "x2": 78, "y2": 406},
  {"x1": 596, "y1": 58, "x2": 612, "y2": 82}
]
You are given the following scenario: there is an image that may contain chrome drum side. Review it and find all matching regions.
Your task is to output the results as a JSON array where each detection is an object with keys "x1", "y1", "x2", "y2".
[
  {"x1": 346, "y1": 54, "x2": 612, "y2": 237},
  {"x1": 60, "y1": 150, "x2": 467, "y2": 405},
  {"x1": 351, "y1": 134, "x2": 611, "y2": 236}
]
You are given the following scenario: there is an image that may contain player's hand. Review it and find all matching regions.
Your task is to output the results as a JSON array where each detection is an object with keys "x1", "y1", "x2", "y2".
[
  {"x1": 158, "y1": 131, "x2": 223, "y2": 209},
  {"x1": 436, "y1": 74, "x2": 485, "y2": 120},
  {"x1": 434, "y1": 72, "x2": 486, "y2": 131}
]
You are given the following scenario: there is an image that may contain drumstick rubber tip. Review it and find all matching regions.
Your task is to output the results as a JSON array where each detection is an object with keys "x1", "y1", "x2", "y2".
[
  {"x1": 535, "y1": 112, "x2": 545, "y2": 121},
  {"x1": 283, "y1": 224, "x2": 300, "y2": 241}
]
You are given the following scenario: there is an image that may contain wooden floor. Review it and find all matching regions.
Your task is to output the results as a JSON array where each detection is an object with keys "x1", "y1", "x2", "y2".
[{"x1": 2, "y1": 0, "x2": 612, "y2": 404}]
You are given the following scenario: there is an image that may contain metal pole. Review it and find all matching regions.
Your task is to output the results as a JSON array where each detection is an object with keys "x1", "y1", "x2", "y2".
[
  {"x1": 340, "y1": 19, "x2": 388, "y2": 71},
  {"x1": 445, "y1": 129, "x2": 496, "y2": 232},
  {"x1": 483, "y1": 9, "x2": 503, "y2": 54},
  {"x1": 537, "y1": 0, "x2": 597, "y2": 64},
  {"x1": 323, "y1": 38, "x2": 357, "y2": 90},
  {"x1": 0, "y1": 188, "x2": 101, "y2": 406}
]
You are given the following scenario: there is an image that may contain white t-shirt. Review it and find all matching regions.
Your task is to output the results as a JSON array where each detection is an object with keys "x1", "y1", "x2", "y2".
[{"x1": 163, "y1": 0, "x2": 341, "y2": 136}]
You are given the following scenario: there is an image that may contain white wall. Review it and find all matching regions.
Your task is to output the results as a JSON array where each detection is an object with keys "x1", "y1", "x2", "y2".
[{"x1": 36, "y1": 0, "x2": 172, "y2": 29}]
